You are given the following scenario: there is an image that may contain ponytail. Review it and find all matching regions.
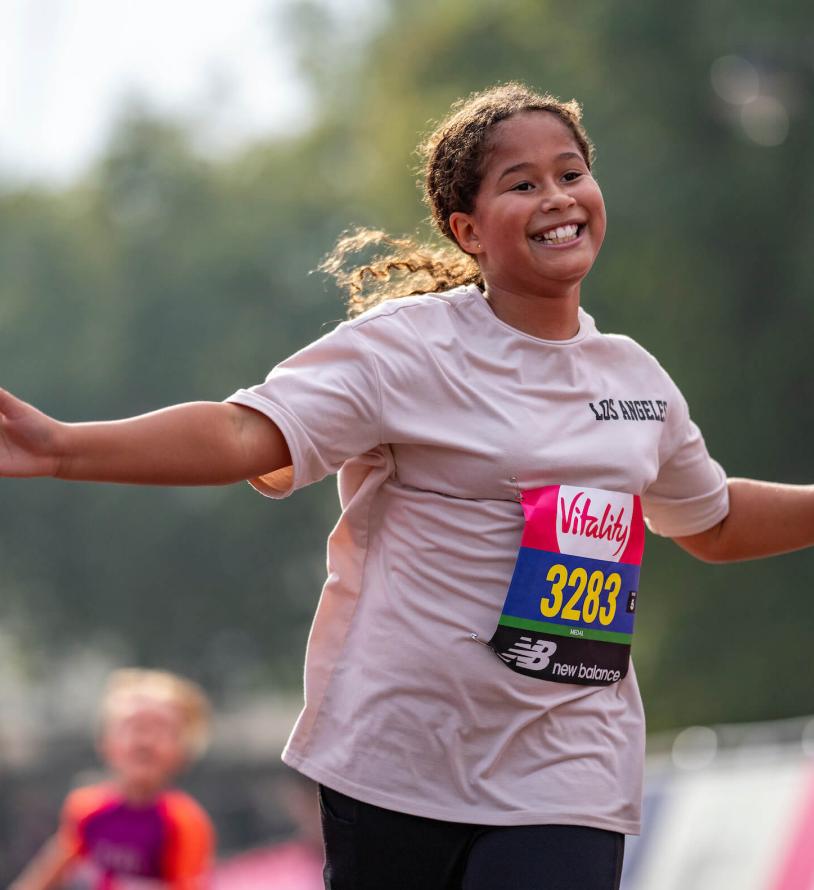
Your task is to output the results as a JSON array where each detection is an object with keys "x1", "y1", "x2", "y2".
[{"x1": 320, "y1": 228, "x2": 482, "y2": 319}]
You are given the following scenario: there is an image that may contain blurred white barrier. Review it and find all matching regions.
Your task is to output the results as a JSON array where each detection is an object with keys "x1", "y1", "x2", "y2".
[{"x1": 622, "y1": 724, "x2": 814, "y2": 890}]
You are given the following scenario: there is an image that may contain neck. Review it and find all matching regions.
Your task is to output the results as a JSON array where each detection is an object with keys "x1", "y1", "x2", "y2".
[
  {"x1": 114, "y1": 776, "x2": 163, "y2": 806},
  {"x1": 482, "y1": 280, "x2": 581, "y2": 340}
]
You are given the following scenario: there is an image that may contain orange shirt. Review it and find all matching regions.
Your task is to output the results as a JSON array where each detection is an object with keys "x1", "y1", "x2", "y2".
[{"x1": 59, "y1": 784, "x2": 214, "y2": 890}]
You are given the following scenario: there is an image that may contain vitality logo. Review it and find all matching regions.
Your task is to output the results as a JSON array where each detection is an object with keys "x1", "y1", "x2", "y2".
[{"x1": 556, "y1": 486, "x2": 635, "y2": 563}]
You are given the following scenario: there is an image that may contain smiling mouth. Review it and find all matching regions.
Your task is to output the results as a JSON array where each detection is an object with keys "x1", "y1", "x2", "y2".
[{"x1": 530, "y1": 223, "x2": 585, "y2": 246}]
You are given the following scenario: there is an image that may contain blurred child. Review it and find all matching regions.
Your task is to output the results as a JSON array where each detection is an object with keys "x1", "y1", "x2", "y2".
[{"x1": 11, "y1": 669, "x2": 215, "y2": 890}]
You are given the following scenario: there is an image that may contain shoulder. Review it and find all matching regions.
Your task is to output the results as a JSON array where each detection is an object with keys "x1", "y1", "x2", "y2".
[
  {"x1": 276, "y1": 288, "x2": 475, "y2": 372},
  {"x1": 593, "y1": 327, "x2": 660, "y2": 362},
  {"x1": 62, "y1": 783, "x2": 119, "y2": 822},
  {"x1": 329, "y1": 286, "x2": 482, "y2": 374},
  {"x1": 59, "y1": 783, "x2": 119, "y2": 854},
  {"x1": 159, "y1": 790, "x2": 215, "y2": 878},
  {"x1": 592, "y1": 326, "x2": 681, "y2": 384},
  {"x1": 160, "y1": 789, "x2": 213, "y2": 832},
  {"x1": 344, "y1": 285, "x2": 478, "y2": 336}
]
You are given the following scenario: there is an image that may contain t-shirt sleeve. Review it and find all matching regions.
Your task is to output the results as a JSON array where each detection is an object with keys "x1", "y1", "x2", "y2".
[
  {"x1": 162, "y1": 793, "x2": 216, "y2": 889},
  {"x1": 224, "y1": 321, "x2": 382, "y2": 499},
  {"x1": 57, "y1": 785, "x2": 112, "y2": 857},
  {"x1": 57, "y1": 790, "x2": 85, "y2": 857},
  {"x1": 643, "y1": 388, "x2": 730, "y2": 538}
]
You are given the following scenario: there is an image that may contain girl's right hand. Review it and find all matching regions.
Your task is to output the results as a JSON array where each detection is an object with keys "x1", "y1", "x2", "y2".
[{"x1": 0, "y1": 388, "x2": 63, "y2": 478}]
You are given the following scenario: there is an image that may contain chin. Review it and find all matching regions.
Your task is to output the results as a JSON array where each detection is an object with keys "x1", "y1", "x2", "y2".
[{"x1": 124, "y1": 769, "x2": 164, "y2": 787}]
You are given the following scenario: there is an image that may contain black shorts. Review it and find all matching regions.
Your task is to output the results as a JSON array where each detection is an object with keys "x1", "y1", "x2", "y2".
[{"x1": 319, "y1": 784, "x2": 625, "y2": 890}]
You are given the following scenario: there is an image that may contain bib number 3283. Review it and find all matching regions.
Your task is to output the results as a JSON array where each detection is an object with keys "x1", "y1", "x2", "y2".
[{"x1": 488, "y1": 485, "x2": 645, "y2": 686}]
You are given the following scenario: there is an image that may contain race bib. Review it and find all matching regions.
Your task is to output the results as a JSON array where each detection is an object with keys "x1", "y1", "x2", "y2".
[{"x1": 489, "y1": 485, "x2": 645, "y2": 686}]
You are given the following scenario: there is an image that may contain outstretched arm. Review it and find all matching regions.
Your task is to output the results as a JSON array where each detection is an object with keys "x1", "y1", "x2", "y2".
[
  {"x1": 673, "y1": 478, "x2": 814, "y2": 563},
  {"x1": 10, "y1": 835, "x2": 76, "y2": 890},
  {"x1": 0, "y1": 389, "x2": 290, "y2": 485}
]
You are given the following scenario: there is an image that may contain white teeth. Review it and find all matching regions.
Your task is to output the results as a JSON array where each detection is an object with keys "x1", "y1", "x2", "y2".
[{"x1": 537, "y1": 223, "x2": 580, "y2": 244}]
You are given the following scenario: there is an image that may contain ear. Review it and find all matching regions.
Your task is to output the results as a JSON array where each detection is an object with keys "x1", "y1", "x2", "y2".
[{"x1": 449, "y1": 211, "x2": 483, "y2": 256}]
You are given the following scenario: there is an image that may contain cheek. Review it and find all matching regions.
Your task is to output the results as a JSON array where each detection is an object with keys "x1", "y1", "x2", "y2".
[
  {"x1": 101, "y1": 733, "x2": 124, "y2": 759},
  {"x1": 588, "y1": 190, "x2": 607, "y2": 243},
  {"x1": 595, "y1": 208, "x2": 607, "y2": 245},
  {"x1": 155, "y1": 738, "x2": 188, "y2": 772}
]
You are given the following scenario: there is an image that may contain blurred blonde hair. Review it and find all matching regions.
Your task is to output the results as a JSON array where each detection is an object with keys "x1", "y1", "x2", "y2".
[{"x1": 100, "y1": 668, "x2": 212, "y2": 759}]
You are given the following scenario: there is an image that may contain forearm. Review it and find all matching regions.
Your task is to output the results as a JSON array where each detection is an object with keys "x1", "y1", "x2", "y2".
[
  {"x1": 10, "y1": 836, "x2": 75, "y2": 890},
  {"x1": 55, "y1": 401, "x2": 290, "y2": 486},
  {"x1": 675, "y1": 477, "x2": 814, "y2": 563}
]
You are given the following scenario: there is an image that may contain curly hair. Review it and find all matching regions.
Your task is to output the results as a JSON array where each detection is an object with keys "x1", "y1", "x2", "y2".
[{"x1": 321, "y1": 82, "x2": 595, "y2": 317}]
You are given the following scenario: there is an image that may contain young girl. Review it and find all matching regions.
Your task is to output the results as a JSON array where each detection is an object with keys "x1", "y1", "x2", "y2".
[
  {"x1": 11, "y1": 669, "x2": 214, "y2": 890},
  {"x1": 1, "y1": 83, "x2": 812, "y2": 890}
]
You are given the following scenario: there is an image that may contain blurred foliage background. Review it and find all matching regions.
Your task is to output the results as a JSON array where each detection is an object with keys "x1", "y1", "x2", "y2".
[{"x1": 1, "y1": 0, "x2": 814, "y2": 874}]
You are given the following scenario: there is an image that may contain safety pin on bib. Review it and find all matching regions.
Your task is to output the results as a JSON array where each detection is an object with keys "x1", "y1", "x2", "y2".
[{"x1": 510, "y1": 474, "x2": 523, "y2": 502}]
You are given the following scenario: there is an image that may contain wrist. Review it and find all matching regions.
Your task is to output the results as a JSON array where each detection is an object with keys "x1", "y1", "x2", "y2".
[{"x1": 52, "y1": 421, "x2": 77, "y2": 480}]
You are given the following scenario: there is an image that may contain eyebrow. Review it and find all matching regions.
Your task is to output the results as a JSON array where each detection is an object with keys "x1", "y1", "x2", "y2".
[{"x1": 497, "y1": 152, "x2": 584, "y2": 181}]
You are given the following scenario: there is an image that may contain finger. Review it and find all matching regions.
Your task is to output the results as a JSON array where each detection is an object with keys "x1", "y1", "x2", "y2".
[{"x1": 0, "y1": 388, "x2": 28, "y2": 419}]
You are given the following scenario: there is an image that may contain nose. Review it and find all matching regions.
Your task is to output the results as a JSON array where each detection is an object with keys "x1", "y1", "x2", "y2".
[{"x1": 540, "y1": 186, "x2": 576, "y2": 213}]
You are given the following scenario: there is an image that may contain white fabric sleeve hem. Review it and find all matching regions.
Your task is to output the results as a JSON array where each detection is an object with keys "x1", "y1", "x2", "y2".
[
  {"x1": 644, "y1": 470, "x2": 731, "y2": 538},
  {"x1": 224, "y1": 389, "x2": 304, "y2": 499}
]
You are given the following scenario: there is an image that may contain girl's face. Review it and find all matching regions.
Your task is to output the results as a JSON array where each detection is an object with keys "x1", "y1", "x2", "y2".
[
  {"x1": 450, "y1": 111, "x2": 606, "y2": 298},
  {"x1": 100, "y1": 697, "x2": 189, "y2": 799}
]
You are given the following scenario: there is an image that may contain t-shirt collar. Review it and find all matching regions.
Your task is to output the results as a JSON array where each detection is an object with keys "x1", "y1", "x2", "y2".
[{"x1": 465, "y1": 284, "x2": 596, "y2": 346}]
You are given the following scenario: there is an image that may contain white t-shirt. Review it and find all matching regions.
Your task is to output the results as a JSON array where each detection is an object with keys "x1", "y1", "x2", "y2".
[{"x1": 226, "y1": 284, "x2": 729, "y2": 834}]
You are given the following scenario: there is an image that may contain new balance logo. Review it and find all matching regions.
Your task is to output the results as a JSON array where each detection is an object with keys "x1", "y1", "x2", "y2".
[{"x1": 498, "y1": 637, "x2": 557, "y2": 671}]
